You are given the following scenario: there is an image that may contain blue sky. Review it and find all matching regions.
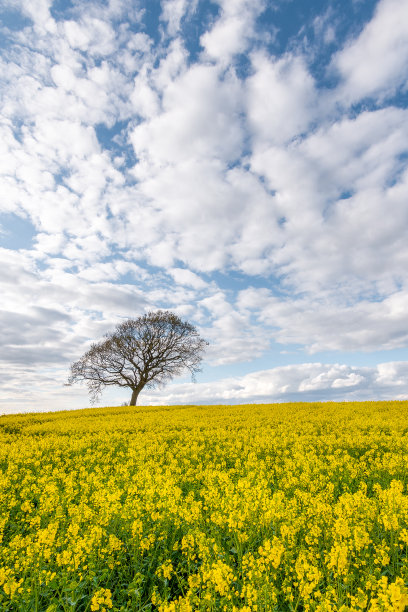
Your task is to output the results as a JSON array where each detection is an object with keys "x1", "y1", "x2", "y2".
[{"x1": 1, "y1": 0, "x2": 408, "y2": 413}]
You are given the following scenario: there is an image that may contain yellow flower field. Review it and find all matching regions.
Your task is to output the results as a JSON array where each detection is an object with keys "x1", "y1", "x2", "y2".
[{"x1": 1, "y1": 401, "x2": 408, "y2": 611}]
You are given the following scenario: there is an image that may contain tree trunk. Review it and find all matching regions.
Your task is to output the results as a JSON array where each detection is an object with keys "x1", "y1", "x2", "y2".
[{"x1": 130, "y1": 388, "x2": 140, "y2": 406}]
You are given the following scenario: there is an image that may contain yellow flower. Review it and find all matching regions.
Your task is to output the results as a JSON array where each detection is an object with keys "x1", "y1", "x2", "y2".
[
  {"x1": 90, "y1": 588, "x2": 113, "y2": 611},
  {"x1": 156, "y1": 560, "x2": 173, "y2": 580},
  {"x1": 3, "y1": 400, "x2": 408, "y2": 610}
]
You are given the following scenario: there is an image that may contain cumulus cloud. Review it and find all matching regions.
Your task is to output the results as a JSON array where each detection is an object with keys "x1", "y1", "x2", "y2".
[
  {"x1": 169, "y1": 268, "x2": 208, "y2": 290},
  {"x1": 1, "y1": 0, "x2": 408, "y2": 413},
  {"x1": 200, "y1": 0, "x2": 266, "y2": 65},
  {"x1": 247, "y1": 52, "x2": 317, "y2": 146},
  {"x1": 333, "y1": 0, "x2": 408, "y2": 104},
  {"x1": 130, "y1": 63, "x2": 244, "y2": 166},
  {"x1": 12, "y1": 0, "x2": 53, "y2": 30},
  {"x1": 141, "y1": 362, "x2": 408, "y2": 405},
  {"x1": 250, "y1": 106, "x2": 408, "y2": 294},
  {"x1": 238, "y1": 287, "x2": 408, "y2": 354},
  {"x1": 160, "y1": 0, "x2": 198, "y2": 37},
  {"x1": 3, "y1": 361, "x2": 406, "y2": 415}
]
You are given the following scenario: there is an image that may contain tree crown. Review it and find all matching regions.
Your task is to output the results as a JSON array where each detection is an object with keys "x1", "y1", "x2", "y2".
[{"x1": 67, "y1": 310, "x2": 208, "y2": 404}]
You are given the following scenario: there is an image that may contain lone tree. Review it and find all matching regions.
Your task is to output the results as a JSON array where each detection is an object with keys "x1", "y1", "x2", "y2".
[{"x1": 67, "y1": 310, "x2": 208, "y2": 406}]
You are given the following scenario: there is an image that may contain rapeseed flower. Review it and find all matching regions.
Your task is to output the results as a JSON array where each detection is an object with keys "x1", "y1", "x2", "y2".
[
  {"x1": 90, "y1": 587, "x2": 113, "y2": 611},
  {"x1": 1, "y1": 401, "x2": 408, "y2": 610}
]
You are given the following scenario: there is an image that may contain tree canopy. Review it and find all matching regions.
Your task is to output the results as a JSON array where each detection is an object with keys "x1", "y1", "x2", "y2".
[{"x1": 67, "y1": 310, "x2": 208, "y2": 405}]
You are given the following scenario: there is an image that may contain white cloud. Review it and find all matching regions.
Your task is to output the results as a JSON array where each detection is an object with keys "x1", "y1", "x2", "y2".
[
  {"x1": 63, "y1": 20, "x2": 92, "y2": 51},
  {"x1": 375, "y1": 361, "x2": 408, "y2": 387},
  {"x1": 249, "y1": 106, "x2": 408, "y2": 295},
  {"x1": 333, "y1": 0, "x2": 408, "y2": 103},
  {"x1": 12, "y1": 0, "x2": 53, "y2": 29},
  {"x1": 201, "y1": 15, "x2": 249, "y2": 62},
  {"x1": 301, "y1": 107, "x2": 408, "y2": 193},
  {"x1": 0, "y1": 247, "x2": 149, "y2": 360},
  {"x1": 131, "y1": 72, "x2": 161, "y2": 119},
  {"x1": 1, "y1": 0, "x2": 408, "y2": 413},
  {"x1": 130, "y1": 63, "x2": 244, "y2": 166},
  {"x1": 63, "y1": 17, "x2": 116, "y2": 56},
  {"x1": 169, "y1": 268, "x2": 208, "y2": 289},
  {"x1": 238, "y1": 286, "x2": 408, "y2": 354},
  {"x1": 298, "y1": 366, "x2": 364, "y2": 392},
  {"x1": 197, "y1": 291, "x2": 272, "y2": 365},
  {"x1": 141, "y1": 361, "x2": 408, "y2": 405},
  {"x1": 247, "y1": 52, "x2": 317, "y2": 146},
  {"x1": 160, "y1": 0, "x2": 198, "y2": 37},
  {"x1": 200, "y1": 0, "x2": 266, "y2": 65}
]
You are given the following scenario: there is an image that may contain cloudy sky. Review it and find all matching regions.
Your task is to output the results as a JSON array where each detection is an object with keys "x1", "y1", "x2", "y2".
[{"x1": 1, "y1": 0, "x2": 408, "y2": 413}]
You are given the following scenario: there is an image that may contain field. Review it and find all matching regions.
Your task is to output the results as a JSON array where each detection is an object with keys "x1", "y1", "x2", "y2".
[{"x1": 1, "y1": 401, "x2": 408, "y2": 611}]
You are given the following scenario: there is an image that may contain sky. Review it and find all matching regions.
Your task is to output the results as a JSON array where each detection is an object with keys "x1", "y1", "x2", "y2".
[{"x1": 1, "y1": 0, "x2": 408, "y2": 414}]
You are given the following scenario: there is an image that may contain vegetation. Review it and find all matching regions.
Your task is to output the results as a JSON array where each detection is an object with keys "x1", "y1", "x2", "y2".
[
  {"x1": 1, "y1": 401, "x2": 408, "y2": 611},
  {"x1": 67, "y1": 311, "x2": 208, "y2": 405}
]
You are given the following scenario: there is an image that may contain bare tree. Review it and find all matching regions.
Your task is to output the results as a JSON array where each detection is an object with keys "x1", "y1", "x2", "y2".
[{"x1": 67, "y1": 311, "x2": 208, "y2": 406}]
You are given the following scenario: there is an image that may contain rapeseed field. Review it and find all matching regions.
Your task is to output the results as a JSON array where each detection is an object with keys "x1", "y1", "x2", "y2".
[{"x1": 1, "y1": 401, "x2": 408, "y2": 611}]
